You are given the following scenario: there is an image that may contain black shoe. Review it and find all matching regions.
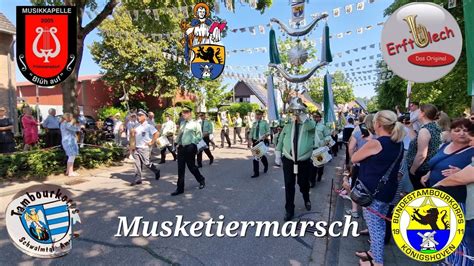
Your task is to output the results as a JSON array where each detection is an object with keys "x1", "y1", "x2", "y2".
[
  {"x1": 197, "y1": 164, "x2": 203, "y2": 168},
  {"x1": 317, "y1": 177, "x2": 322, "y2": 182},
  {"x1": 251, "y1": 174, "x2": 259, "y2": 178},
  {"x1": 159, "y1": 161, "x2": 166, "y2": 164},
  {"x1": 130, "y1": 180, "x2": 142, "y2": 186},
  {"x1": 305, "y1": 201, "x2": 312, "y2": 211},
  {"x1": 155, "y1": 170, "x2": 160, "y2": 180},
  {"x1": 310, "y1": 182, "x2": 316, "y2": 188},
  {"x1": 171, "y1": 190, "x2": 184, "y2": 196},
  {"x1": 284, "y1": 212, "x2": 294, "y2": 221},
  {"x1": 209, "y1": 157, "x2": 214, "y2": 165},
  {"x1": 199, "y1": 179, "x2": 205, "y2": 189},
  {"x1": 264, "y1": 166, "x2": 269, "y2": 173}
]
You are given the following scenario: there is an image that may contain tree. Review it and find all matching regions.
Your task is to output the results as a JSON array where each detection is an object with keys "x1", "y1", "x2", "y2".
[
  {"x1": 307, "y1": 71, "x2": 356, "y2": 105},
  {"x1": 375, "y1": 0, "x2": 470, "y2": 117},
  {"x1": 32, "y1": 0, "x2": 119, "y2": 117}
]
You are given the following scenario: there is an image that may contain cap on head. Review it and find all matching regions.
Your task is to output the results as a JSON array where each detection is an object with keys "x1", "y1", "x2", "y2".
[
  {"x1": 255, "y1": 109, "x2": 264, "y2": 115},
  {"x1": 137, "y1": 109, "x2": 148, "y2": 117},
  {"x1": 181, "y1": 104, "x2": 193, "y2": 113}
]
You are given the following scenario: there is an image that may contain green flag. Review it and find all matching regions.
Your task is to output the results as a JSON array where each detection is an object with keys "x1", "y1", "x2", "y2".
[
  {"x1": 323, "y1": 73, "x2": 336, "y2": 123},
  {"x1": 269, "y1": 28, "x2": 281, "y2": 64},
  {"x1": 465, "y1": 1, "x2": 474, "y2": 96}
]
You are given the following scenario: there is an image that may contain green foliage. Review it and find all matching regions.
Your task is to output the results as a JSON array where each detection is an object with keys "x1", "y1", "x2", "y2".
[
  {"x1": 203, "y1": 83, "x2": 232, "y2": 109},
  {"x1": 223, "y1": 103, "x2": 260, "y2": 117},
  {"x1": 97, "y1": 106, "x2": 126, "y2": 121},
  {"x1": 0, "y1": 145, "x2": 125, "y2": 179},
  {"x1": 308, "y1": 71, "x2": 356, "y2": 104},
  {"x1": 375, "y1": 0, "x2": 470, "y2": 117},
  {"x1": 366, "y1": 96, "x2": 379, "y2": 113}
]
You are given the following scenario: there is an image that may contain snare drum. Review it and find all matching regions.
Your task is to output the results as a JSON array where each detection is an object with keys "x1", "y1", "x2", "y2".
[
  {"x1": 157, "y1": 136, "x2": 170, "y2": 149},
  {"x1": 325, "y1": 136, "x2": 336, "y2": 147},
  {"x1": 251, "y1": 141, "x2": 268, "y2": 160},
  {"x1": 311, "y1": 146, "x2": 332, "y2": 167}
]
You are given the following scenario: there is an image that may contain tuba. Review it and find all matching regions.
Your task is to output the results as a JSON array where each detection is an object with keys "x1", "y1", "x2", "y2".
[{"x1": 403, "y1": 15, "x2": 429, "y2": 48}]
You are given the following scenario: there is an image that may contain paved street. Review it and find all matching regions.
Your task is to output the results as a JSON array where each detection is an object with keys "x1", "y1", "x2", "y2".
[
  {"x1": 0, "y1": 142, "x2": 422, "y2": 265},
  {"x1": 0, "y1": 142, "x2": 336, "y2": 265}
]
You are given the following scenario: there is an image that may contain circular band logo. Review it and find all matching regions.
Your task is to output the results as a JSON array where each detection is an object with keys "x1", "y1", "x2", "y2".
[
  {"x1": 381, "y1": 2, "x2": 463, "y2": 83},
  {"x1": 5, "y1": 185, "x2": 81, "y2": 258},
  {"x1": 392, "y1": 188, "x2": 465, "y2": 262}
]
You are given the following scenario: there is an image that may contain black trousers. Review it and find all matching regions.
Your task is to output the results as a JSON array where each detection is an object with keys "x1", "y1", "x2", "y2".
[
  {"x1": 177, "y1": 144, "x2": 204, "y2": 191},
  {"x1": 282, "y1": 157, "x2": 311, "y2": 214},
  {"x1": 233, "y1": 127, "x2": 242, "y2": 144},
  {"x1": 45, "y1": 129, "x2": 61, "y2": 148},
  {"x1": 409, "y1": 169, "x2": 428, "y2": 191},
  {"x1": 197, "y1": 135, "x2": 214, "y2": 166},
  {"x1": 221, "y1": 127, "x2": 231, "y2": 147},
  {"x1": 344, "y1": 142, "x2": 351, "y2": 166},
  {"x1": 160, "y1": 136, "x2": 177, "y2": 162},
  {"x1": 331, "y1": 134, "x2": 338, "y2": 156},
  {"x1": 252, "y1": 139, "x2": 269, "y2": 175},
  {"x1": 310, "y1": 165, "x2": 324, "y2": 184}
]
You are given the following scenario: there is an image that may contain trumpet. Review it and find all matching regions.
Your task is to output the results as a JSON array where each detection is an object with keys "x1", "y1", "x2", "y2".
[{"x1": 403, "y1": 15, "x2": 429, "y2": 48}]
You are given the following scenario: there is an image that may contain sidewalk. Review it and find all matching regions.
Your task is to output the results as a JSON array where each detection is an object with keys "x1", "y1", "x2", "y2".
[{"x1": 323, "y1": 156, "x2": 427, "y2": 266}]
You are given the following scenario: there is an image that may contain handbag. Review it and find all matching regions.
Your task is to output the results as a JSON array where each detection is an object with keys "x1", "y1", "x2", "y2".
[{"x1": 350, "y1": 144, "x2": 403, "y2": 207}]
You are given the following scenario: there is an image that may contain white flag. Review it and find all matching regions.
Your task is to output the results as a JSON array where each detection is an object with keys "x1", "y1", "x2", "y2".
[{"x1": 356, "y1": 2, "x2": 365, "y2": 11}]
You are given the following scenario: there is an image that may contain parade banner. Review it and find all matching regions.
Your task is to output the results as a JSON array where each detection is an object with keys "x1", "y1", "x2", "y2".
[{"x1": 291, "y1": 0, "x2": 305, "y2": 24}]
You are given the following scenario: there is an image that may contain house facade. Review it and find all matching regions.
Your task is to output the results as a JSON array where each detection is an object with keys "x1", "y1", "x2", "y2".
[
  {"x1": 17, "y1": 74, "x2": 197, "y2": 119},
  {"x1": 0, "y1": 12, "x2": 17, "y2": 132}
]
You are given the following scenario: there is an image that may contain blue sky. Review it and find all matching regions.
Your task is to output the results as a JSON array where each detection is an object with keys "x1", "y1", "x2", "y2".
[{"x1": 1, "y1": 0, "x2": 393, "y2": 98}]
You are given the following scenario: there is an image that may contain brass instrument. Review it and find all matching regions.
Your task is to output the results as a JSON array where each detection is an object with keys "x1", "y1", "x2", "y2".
[{"x1": 403, "y1": 15, "x2": 429, "y2": 48}]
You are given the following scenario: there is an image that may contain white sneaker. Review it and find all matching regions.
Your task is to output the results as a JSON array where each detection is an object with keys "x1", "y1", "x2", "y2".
[{"x1": 68, "y1": 172, "x2": 80, "y2": 177}]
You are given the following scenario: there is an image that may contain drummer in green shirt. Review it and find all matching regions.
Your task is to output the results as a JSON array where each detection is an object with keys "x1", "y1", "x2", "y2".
[
  {"x1": 276, "y1": 98, "x2": 316, "y2": 221},
  {"x1": 171, "y1": 105, "x2": 206, "y2": 196},
  {"x1": 197, "y1": 112, "x2": 214, "y2": 168},
  {"x1": 250, "y1": 109, "x2": 270, "y2": 178},
  {"x1": 310, "y1": 111, "x2": 332, "y2": 187}
]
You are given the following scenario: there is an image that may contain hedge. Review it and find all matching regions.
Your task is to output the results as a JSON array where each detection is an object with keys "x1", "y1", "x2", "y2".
[{"x1": 0, "y1": 143, "x2": 125, "y2": 179}]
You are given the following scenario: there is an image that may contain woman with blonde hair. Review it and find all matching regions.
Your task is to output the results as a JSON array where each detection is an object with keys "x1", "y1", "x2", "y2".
[
  {"x1": 352, "y1": 110, "x2": 405, "y2": 266},
  {"x1": 60, "y1": 113, "x2": 81, "y2": 177},
  {"x1": 345, "y1": 113, "x2": 376, "y2": 218}
]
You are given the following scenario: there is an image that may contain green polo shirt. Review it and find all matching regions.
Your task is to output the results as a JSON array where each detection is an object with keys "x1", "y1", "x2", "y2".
[
  {"x1": 200, "y1": 119, "x2": 213, "y2": 134},
  {"x1": 177, "y1": 120, "x2": 202, "y2": 146},
  {"x1": 276, "y1": 119, "x2": 316, "y2": 161},
  {"x1": 250, "y1": 119, "x2": 270, "y2": 140},
  {"x1": 315, "y1": 121, "x2": 331, "y2": 147}
]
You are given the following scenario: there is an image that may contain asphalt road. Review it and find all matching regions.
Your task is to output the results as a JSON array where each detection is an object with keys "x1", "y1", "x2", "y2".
[{"x1": 0, "y1": 143, "x2": 341, "y2": 265}]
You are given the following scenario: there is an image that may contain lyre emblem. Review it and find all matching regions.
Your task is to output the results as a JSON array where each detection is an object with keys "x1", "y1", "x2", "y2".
[
  {"x1": 403, "y1": 15, "x2": 429, "y2": 48},
  {"x1": 32, "y1": 27, "x2": 61, "y2": 63}
]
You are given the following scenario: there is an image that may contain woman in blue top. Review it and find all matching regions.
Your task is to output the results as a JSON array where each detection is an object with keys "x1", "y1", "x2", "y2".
[
  {"x1": 60, "y1": 113, "x2": 81, "y2": 177},
  {"x1": 352, "y1": 110, "x2": 405, "y2": 266},
  {"x1": 420, "y1": 118, "x2": 473, "y2": 266}
]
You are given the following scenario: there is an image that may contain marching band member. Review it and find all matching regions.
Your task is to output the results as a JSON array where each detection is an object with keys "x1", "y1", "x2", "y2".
[
  {"x1": 130, "y1": 109, "x2": 160, "y2": 186},
  {"x1": 159, "y1": 113, "x2": 177, "y2": 164},
  {"x1": 250, "y1": 109, "x2": 270, "y2": 178},
  {"x1": 197, "y1": 112, "x2": 214, "y2": 167},
  {"x1": 310, "y1": 111, "x2": 332, "y2": 187},
  {"x1": 171, "y1": 105, "x2": 205, "y2": 196},
  {"x1": 276, "y1": 98, "x2": 316, "y2": 221}
]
